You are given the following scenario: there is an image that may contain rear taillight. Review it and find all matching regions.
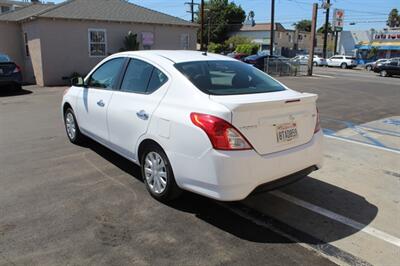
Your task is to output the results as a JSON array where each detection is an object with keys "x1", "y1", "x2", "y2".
[
  {"x1": 314, "y1": 108, "x2": 321, "y2": 133},
  {"x1": 190, "y1": 113, "x2": 252, "y2": 150},
  {"x1": 13, "y1": 64, "x2": 21, "y2": 73}
]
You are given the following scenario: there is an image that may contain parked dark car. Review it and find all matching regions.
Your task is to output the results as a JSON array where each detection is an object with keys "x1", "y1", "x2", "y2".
[
  {"x1": 0, "y1": 53, "x2": 22, "y2": 90},
  {"x1": 365, "y1": 59, "x2": 389, "y2": 71},
  {"x1": 374, "y1": 59, "x2": 400, "y2": 77},
  {"x1": 243, "y1": 54, "x2": 278, "y2": 70}
]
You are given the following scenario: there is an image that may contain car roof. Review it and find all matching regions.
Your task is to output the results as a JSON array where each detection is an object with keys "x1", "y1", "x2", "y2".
[{"x1": 115, "y1": 50, "x2": 235, "y2": 63}]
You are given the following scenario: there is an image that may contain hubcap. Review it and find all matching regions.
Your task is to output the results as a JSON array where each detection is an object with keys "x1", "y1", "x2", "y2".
[
  {"x1": 65, "y1": 112, "x2": 76, "y2": 140},
  {"x1": 144, "y1": 152, "x2": 167, "y2": 194}
]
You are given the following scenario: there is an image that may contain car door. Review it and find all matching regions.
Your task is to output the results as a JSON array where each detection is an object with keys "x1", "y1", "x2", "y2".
[
  {"x1": 107, "y1": 58, "x2": 170, "y2": 161},
  {"x1": 75, "y1": 57, "x2": 126, "y2": 142},
  {"x1": 395, "y1": 60, "x2": 400, "y2": 75}
]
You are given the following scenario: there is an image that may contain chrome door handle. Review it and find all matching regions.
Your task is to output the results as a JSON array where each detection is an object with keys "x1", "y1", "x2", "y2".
[
  {"x1": 97, "y1": 100, "x2": 105, "y2": 107},
  {"x1": 136, "y1": 110, "x2": 149, "y2": 120}
]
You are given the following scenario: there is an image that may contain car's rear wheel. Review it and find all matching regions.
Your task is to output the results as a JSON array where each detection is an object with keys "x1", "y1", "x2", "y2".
[
  {"x1": 64, "y1": 108, "x2": 85, "y2": 145},
  {"x1": 341, "y1": 63, "x2": 348, "y2": 69},
  {"x1": 141, "y1": 144, "x2": 182, "y2": 202},
  {"x1": 380, "y1": 70, "x2": 389, "y2": 77}
]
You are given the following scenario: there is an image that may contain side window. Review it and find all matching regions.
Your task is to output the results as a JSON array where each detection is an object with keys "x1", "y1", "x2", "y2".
[
  {"x1": 121, "y1": 59, "x2": 154, "y2": 93},
  {"x1": 147, "y1": 68, "x2": 168, "y2": 93},
  {"x1": 88, "y1": 58, "x2": 125, "y2": 90}
]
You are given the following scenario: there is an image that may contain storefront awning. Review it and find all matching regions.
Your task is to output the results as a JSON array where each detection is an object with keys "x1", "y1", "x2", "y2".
[{"x1": 356, "y1": 42, "x2": 400, "y2": 51}]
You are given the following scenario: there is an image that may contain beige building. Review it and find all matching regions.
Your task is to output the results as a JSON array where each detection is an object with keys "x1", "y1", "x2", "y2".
[
  {"x1": 0, "y1": 0, "x2": 198, "y2": 86},
  {"x1": 230, "y1": 23, "x2": 332, "y2": 57}
]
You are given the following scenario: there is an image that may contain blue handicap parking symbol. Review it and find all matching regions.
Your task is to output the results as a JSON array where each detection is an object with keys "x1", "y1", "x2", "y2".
[{"x1": 383, "y1": 119, "x2": 400, "y2": 127}]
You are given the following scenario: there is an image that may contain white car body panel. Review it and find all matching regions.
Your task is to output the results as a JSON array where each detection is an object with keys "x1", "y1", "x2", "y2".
[
  {"x1": 327, "y1": 56, "x2": 357, "y2": 68},
  {"x1": 62, "y1": 50, "x2": 323, "y2": 201}
]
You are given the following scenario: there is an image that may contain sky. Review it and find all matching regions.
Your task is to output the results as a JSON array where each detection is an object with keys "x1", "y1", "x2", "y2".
[{"x1": 50, "y1": 0, "x2": 400, "y2": 31}]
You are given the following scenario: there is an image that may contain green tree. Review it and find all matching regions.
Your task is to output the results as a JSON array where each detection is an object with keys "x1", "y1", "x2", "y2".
[
  {"x1": 367, "y1": 47, "x2": 378, "y2": 59},
  {"x1": 196, "y1": 0, "x2": 246, "y2": 45},
  {"x1": 235, "y1": 43, "x2": 259, "y2": 55},
  {"x1": 387, "y1": 8, "x2": 400, "y2": 28},
  {"x1": 120, "y1": 31, "x2": 139, "y2": 51},
  {"x1": 292, "y1": 19, "x2": 312, "y2": 32},
  {"x1": 318, "y1": 22, "x2": 333, "y2": 33}
]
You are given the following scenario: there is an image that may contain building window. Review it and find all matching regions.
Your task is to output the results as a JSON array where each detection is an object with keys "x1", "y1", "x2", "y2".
[
  {"x1": 24, "y1": 32, "x2": 29, "y2": 57},
  {"x1": 88, "y1": 29, "x2": 107, "y2": 57},
  {"x1": 180, "y1": 34, "x2": 190, "y2": 50},
  {"x1": 1, "y1": 6, "x2": 10, "y2": 13}
]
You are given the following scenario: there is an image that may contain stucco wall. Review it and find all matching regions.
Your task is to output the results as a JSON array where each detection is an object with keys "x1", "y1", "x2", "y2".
[{"x1": 26, "y1": 18, "x2": 197, "y2": 86}]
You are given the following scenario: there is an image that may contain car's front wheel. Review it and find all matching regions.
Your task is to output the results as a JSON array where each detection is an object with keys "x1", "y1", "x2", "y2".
[
  {"x1": 313, "y1": 62, "x2": 318, "y2": 67},
  {"x1": 64, "y1": 108, "x2": 85, "y2": 145},
  {"x1": 141, "y1": 144, "x2": 182, "y2": 202},
  {"x1": 366, "y1": 65, "x2": 372, "y2": 71}
]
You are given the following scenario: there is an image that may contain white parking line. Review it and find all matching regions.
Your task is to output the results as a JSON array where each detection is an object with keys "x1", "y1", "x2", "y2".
[
  {"x1": 270, "y1": 190, "x2": 400, "y2": 248},
  {"x1": 324, "y1": 134, "x2": 400, "y2": 155},
  {"x1": 313, "y1": 74, "x2": 335, "y2": 79}
]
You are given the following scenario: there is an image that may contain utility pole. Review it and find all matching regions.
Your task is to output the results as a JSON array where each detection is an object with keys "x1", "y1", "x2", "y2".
[
  {"x1": 200, "y1": 0, "x2": 205, "y2": 51},
  {"x1": 270, "y1": 0, "x2": 275, "y2": 56},
  {"x1": 322, "y1": 0, "x2": 330, "y2": 58},
  {"x1": 308, "y1": 3, "x2": 318, "y2": 76},
  {"x1": 191, "y1": 0, "x2": 194, "y2": 22},
  {"x1": 185, "y1": 1, "x2": 199, "y2": 23}
]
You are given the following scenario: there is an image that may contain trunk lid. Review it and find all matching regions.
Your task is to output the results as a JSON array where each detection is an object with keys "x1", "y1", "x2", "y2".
[
  {"x1": 210, "y1": 90, "x2": 318, "y2": 155},
  {"x1": 0, "y1": 62, "x2": 17, "y2": 76}
]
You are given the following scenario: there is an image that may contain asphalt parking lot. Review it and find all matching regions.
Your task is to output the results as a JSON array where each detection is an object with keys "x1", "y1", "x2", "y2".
[{"x1": 0, "y1": 68, "x2": 399, "y2": 265}]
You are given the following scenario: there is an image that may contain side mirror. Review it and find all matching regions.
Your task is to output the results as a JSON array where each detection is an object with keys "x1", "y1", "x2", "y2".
[{"x1": 71, "y1": 76, "x2": 86, "y2": 87}]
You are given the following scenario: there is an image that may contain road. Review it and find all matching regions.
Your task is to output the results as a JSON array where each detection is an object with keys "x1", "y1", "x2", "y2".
[
  {"x1": 0, "y1": 68, "x2": 399, "y2": 265},
  {"x1": 277, "y1": 67, "x2": 400, "y2": 131}
]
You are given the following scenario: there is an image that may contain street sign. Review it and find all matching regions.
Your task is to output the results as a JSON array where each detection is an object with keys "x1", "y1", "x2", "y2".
[{"x1": 333, "y1": 9, "x2": 344, "y2": 32}]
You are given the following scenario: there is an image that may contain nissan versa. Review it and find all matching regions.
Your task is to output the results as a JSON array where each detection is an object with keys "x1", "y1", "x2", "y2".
[{"x1": 62, "y1": 51, "x2": 323, "y2": 202}]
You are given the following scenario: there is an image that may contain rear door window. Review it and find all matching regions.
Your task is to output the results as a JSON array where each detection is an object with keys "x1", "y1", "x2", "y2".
[
  {"x1": 175, "y1": 60, "x2": 286, "y2": 95},
  {"x1": 120, "y1": 59, "x2": 168, "y2": 94}
]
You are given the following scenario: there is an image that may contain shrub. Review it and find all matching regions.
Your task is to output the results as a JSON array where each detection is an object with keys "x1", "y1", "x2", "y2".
[
  {"x1": 207, "y1": 42, "x2": 225, "y2": 53},
  {"x1": 224, "y1": 35, "x2": 253, "y2": 51},
  {"x1": 235, "y1": 44, "x2": 259, "y2": 55}
]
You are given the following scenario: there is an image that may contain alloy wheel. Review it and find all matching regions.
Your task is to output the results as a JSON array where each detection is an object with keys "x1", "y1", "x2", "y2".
[
  {"x1": 144, "y1": 152, "x2": 168, "y2": 194},
  {"x1": 65, "y1": 112, "x2": 77, "y2": 140}
]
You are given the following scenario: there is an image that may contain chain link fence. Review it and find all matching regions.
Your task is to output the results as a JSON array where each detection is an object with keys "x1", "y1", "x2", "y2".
[{"x1": 264, "y1": 58, "x2": 309, "y2": 76}]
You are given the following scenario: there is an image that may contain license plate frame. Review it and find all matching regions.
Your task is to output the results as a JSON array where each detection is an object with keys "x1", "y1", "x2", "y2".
[{"x1": 276, "y1": 122, "x2": 298, "y2": 143}]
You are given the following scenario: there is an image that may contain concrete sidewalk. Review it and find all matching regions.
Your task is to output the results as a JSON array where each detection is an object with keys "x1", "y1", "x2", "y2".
[{"x1": 240, "y1": 135, "x2": 400, "y2": 266}]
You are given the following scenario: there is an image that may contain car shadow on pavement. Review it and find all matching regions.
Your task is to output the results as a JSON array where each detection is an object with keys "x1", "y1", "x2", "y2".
[
  {"x1": 0, "y1": 87, "x2": 32, "y2": 97},
  {"x1": 84, "y1": 139, "x2": 378, "y2": 245}
]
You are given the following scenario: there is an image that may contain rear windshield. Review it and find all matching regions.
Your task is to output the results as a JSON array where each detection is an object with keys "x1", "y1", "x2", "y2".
[
  {"x1": 345, "y1": 56, "x2": 356, "y2": 60},
  {"x1": 174, "y1": 60, "x2": 286, "y2": 95},
  {"x1": 0, "y1": 54, "x2": 10, "y2": 63}
]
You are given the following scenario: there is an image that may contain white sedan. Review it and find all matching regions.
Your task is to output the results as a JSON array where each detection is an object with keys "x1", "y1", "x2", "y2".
[{"x1": 62, "y1": 51, "x2": 323, "y2": 202}]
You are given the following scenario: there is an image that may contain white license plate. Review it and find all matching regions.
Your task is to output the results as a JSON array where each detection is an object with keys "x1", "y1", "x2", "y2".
[{"x1": 276, "y1": 122, "x2": 298, "y2": 143}]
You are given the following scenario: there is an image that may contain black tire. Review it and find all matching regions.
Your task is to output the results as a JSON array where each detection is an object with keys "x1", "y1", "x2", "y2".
[
  {"x1": 340, "y1": 63, "x2": 347, "y2": 69},
  {"x1": 141, "y1": 143, "x2": 182, "y2": 202},
  {"x1": 380, "y1": 70, "x2": 389, "y2": 77},
  {"x1": 366, "y1": 65, "x2": 372, "y2": 71},
  {"x1": 313, "y1": 62, "x2": 318, "y2": 67},
  {"x1": 64, "y1": 108, "x2": 85, "y2": 145}
]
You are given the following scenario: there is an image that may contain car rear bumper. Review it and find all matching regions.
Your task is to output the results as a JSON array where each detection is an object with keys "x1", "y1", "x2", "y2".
[
  {"x1": 168, "y1": 130, "x2": 324, "y2": 201},
  {"x1": 0, "y1": 73, "x2": 22, "y2": 86}
]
